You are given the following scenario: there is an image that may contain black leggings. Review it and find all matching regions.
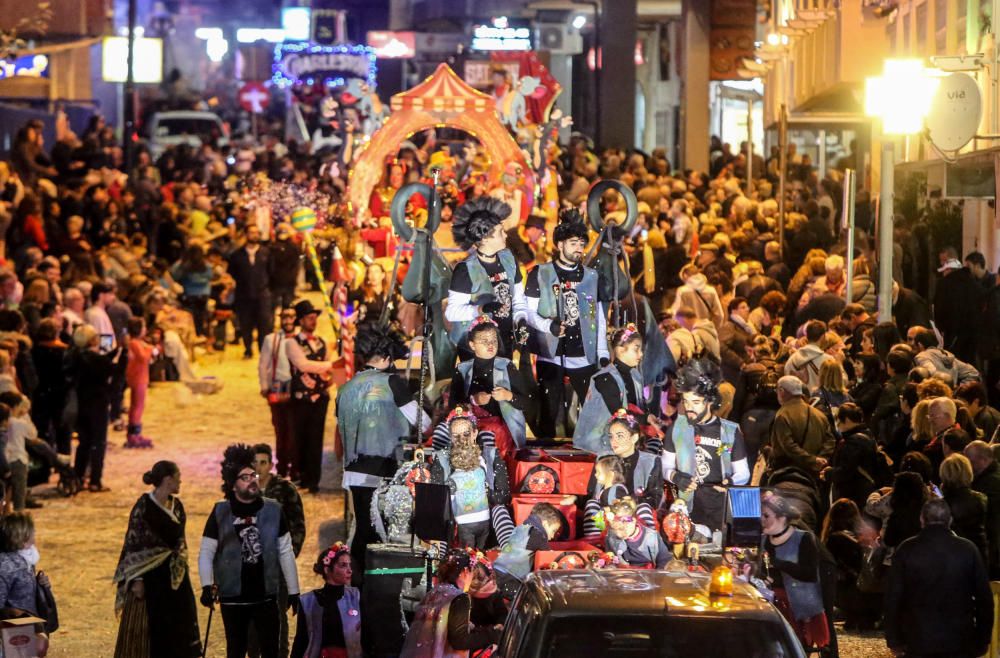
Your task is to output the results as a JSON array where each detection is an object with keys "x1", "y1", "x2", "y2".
[{"x1": 220, "y1": 599, "x2": 280, "y2": 658}]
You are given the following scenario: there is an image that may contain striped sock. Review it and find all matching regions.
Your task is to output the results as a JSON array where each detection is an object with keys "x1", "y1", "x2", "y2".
[
  {"x1": 637, "y1": 503, "x2": 656, "y2": 528},
  {"x1": 492, "y1": 506, "x2": 515, "y2": 547},
  {"x1": 583, "y1": 499, "x2": 604, "y2": 536}
]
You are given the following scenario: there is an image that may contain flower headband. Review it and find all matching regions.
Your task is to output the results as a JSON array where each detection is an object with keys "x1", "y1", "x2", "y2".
[
  {"x1": 447, "y1": 405, "x2": 478, "y2": 428},
  {"x1": 320, "y1": 542, "x2": 349, "y2": 569},
  {"x1": 612, "y1": 408, "x2": 632, "y2": 420},
  {"x1": 617, "y1": 322, "x2": 639, "y2": 344},
  {"x1": 471, "y1": 315, "x2": 498, "y2": 329},
  {"x1": 463, "y1": 546, "x2": 491, "y2": 570}
]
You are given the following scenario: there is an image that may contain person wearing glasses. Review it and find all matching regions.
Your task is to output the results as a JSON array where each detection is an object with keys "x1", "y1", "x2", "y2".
[{"x1": 198, "y1": 443, "x2": 301, "y2": 658}]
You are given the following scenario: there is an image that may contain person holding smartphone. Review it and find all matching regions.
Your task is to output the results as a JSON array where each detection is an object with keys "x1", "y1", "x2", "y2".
[{"x1": 69, "y1": 324, "x2": 123, "y2": 492}]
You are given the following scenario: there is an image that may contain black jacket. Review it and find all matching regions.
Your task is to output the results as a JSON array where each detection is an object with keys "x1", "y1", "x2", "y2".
[
  {"x1": 893, "y1": 287, "x2": 931, "y2": 336},
  {"x1": 827, "y1": 426, "x2": 879, "y2": 510},
  {"x1": 943, "y1": 485, "x2": 989, "y2": 564},
  {"x1": 972, "y1": 461, "x2": 1000, "y2": 579},
  {"x1": 227, "y1": 244, "x2": 271, "y2": 302},
  {"x1": 885, "y1": 525, "x2": 993, "y2": 657},
  {"x1": 267, "y1": 239, "x2": 301, "y2": 290}
]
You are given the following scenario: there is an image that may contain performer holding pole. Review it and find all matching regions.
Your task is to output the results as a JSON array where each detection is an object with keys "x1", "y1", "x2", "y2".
[{"x1": 526, "y1": 209, "x2": 608, "y2": 437}]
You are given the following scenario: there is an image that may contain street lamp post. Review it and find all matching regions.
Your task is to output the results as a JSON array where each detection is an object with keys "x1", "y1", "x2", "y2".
[{"x1": 865, "y1": 59, "x2": 939, "y2": 322}]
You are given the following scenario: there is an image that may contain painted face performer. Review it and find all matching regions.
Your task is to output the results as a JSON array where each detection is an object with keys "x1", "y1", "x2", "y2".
[
  {"x1": 446, "y1": 197, "x2": 528, "y2": 361},
  {"x1": 662, "y1": 358, "x2": 750, "y2": 541},
  {"x1": 525, "y1": 208, "x2": 609, "y2": 437}
]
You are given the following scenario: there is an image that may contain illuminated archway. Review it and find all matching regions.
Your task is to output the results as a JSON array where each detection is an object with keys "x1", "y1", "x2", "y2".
[{"x1": 347, "y1": 63, "x2": 533, "y2": 221}]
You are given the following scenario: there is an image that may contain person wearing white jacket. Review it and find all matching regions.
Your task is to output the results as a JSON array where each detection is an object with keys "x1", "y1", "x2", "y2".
[{"x1": 668, "y1": 265, "x2": 725, "y2": 329}]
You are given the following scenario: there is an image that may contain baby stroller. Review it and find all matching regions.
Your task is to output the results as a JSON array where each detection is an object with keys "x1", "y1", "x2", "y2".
[{"x1": 27, "y1": 439, "x2": 81, "y2": 497}]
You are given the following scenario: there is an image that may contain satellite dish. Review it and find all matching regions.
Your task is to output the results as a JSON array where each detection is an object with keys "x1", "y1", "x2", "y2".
[{"x1": 926, "y1": 72, "x2": 982, "y2": 152}]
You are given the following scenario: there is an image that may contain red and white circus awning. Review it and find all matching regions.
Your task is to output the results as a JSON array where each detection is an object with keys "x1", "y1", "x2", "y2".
[{"x1": 390, "y1": 62, "x2": 495, "y2": 113}]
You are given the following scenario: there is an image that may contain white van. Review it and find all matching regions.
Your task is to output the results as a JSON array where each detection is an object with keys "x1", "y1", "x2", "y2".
[{"x1": 147, "y1": 111, "x2": 228, "y2": 159}]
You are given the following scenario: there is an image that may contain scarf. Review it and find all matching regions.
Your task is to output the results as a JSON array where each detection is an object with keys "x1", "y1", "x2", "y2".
[
  {"x1": 112, "y1": 494, "x2": 189, "y2": 615},
  {"x1": 730, "y1": 313, "x2": 757, "y2": 336}
]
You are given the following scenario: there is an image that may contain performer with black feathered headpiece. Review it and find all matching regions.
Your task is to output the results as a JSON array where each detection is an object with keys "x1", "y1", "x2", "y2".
[
  {"x1": 662, "y1": 358, "x2": 750, "y2": 542},
  {"x1": 334, "y1": 322, "x2": 429, "y2": 575},
  {"x1": 446, "y1": 197, "x2": 527, "y2": 360},
  {"x1": 525, "y1": 208, "x2": 608, "y2": 437},
  {"x1": 198, "y1": 443, "x2": 301, "y2": 657}
]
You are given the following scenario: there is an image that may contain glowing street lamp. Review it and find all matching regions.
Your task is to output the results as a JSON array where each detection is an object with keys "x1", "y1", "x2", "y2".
[{"x1": 865, "y1": 59, "x2": 940, "y2": 322}]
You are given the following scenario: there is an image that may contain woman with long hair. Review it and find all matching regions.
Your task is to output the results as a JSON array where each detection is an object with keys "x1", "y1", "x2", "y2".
[
  {"x1": 348, "y1": 262, "x2": 393, "y2": 325},
  {"x1": 8, "y1": 193, "x2": 48, "y2": 254},
  {"x1": 820, "y1": 498, "x2": 881, "y2": 630},
  {"x1": 850, "y1": 353, "x2": 884, "y2": 419},
  {"x1": 113, "y1": 461, "x2": 200, "y2": 658}
]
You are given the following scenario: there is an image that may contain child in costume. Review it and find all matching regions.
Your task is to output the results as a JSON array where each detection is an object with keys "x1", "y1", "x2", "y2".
[
  {"x1": 125, "y1": 317, "x2": 156, "y2": 448},
  {"x1": 448, "y1": 316, "x2": 528, "y2": 463},
  {"x1": 605, "y1": 496, "x2": 670, "y2": 569},
  {"x1": 432, "y1": 407, "x2": 514, "y2": 551},
  {"x1": 583, "y1": 455, "x2": 630, "y2": 537},
  {"x1": 492, "y1": 502, "x2": 564, "y2": 598}
]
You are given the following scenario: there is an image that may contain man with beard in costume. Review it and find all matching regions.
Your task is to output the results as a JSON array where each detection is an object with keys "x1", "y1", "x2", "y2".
[
  {"x1": 526, "y1": 208, "x2": 608, "y2": 437},
  {"x1": 447, "y1": 197, "x2": 528, "y2": 361},
  {"x1": 199, "y1": 443, "x2": 301, "y2": 658},
  {"x1": 662, "y1": 358, "x2": 750, "y2": 541}
]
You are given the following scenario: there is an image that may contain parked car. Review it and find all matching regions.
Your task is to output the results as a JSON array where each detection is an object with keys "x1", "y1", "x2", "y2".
[
  {"x1": 147, "y1": 111, "x2": 228, "y2": 158},
  {"x1": 496, "y1": 569, "x2": 806, "y2": 658}
]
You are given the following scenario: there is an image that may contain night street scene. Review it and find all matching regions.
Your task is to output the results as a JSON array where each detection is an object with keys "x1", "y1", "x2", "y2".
[{"x1": 0, "y1": 0, "x2": 997, "y2": 656}]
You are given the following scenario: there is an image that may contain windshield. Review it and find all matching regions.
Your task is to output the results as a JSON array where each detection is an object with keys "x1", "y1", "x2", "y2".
[
  {"x1": 541, "y1": 616, "x2": 801, "y2": 658},
  {"x1": 154, "y1": 117, "x2": 220, "y2": 139}
]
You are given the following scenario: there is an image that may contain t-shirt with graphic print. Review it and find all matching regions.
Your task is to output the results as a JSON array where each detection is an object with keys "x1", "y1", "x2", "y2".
[
  {"x1": 525, "y1": 262, "x2": 585, "y2": 359},
  {"x1": 663, "y1": 416, "x2": 746, "y2": 532},
  {"x1": 451, "y1": 256, "x2": 523, "y2": 351},
  {"x1": 203, "y1": 497, "x2": 289, "y2": 603}
]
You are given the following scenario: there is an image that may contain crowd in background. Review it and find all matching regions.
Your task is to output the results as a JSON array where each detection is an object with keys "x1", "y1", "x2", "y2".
[{"x1": 0, "y1": 94, "x2": 993, "y2": 657}]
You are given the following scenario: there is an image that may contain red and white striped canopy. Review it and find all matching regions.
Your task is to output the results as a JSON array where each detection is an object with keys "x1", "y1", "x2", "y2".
[{"x1": 390, "y1": 63, "x2": 495, "y2": 113}]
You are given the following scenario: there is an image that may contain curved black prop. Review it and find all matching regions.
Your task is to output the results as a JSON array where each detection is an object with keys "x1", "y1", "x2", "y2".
[
  {"x1": 585, "y1": 180, "x2": 639, "y2": 326},
  {"x1": 388, "y1": 180, "x2": 446, "y2": 442},
  {"x1": 389, "y1": 182, "x2": 442, "y2": 243},
  {"x1": 585, "y1": 179, "x2": 639, "y2": 235}
]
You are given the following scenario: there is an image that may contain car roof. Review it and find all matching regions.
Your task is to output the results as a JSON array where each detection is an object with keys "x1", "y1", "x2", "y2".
[
  {"x1": 150, "y1": 111, "x2": 223, "y2": 121},
  {"x1": 525, "y1": 569, "x2": 780, "y2": 620}
]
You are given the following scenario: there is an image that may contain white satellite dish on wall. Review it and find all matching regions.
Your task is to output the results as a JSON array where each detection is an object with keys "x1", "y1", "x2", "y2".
[{"x1": 926, "y1": 72, "x2": 982, "y2": 151}]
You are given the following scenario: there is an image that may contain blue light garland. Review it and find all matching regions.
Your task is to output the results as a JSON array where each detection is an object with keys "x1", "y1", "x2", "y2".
[{"x1": 272, "y1": 42, "x2": 377, "y2": 88}]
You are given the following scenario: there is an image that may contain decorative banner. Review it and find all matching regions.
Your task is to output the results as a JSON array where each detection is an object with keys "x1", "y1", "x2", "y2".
[{"x1": 273, "y1": 43, "x2": 377, "y2": 88}]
